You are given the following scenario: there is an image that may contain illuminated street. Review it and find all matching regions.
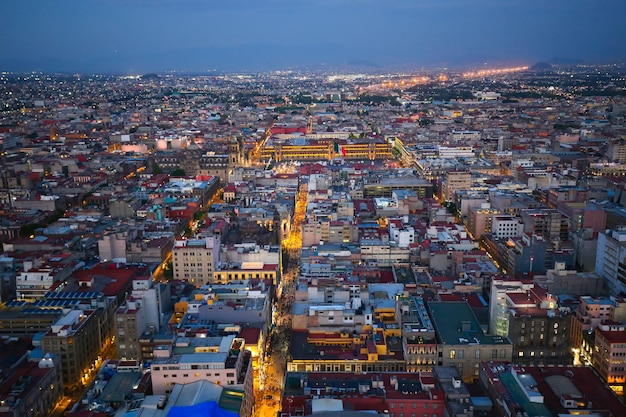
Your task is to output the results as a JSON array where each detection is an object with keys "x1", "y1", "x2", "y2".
[{"x1": 253, "y1": 183, "x2": 306, "y2": 417}]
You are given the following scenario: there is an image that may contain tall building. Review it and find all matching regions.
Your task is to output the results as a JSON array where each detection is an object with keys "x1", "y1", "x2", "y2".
[
  {"x1": 440, "y1": 170, "x2": 471, "y2": 202},
  {"x1": 607, "y1": 139, "x2": 626, "y2": 163},
  {"x1": 593, "y1": 324, "x2": 626, "y2": 395},
  {"x1": 466, "y1": 206, "x2": 500, "y2": 239},
  {"x1": 571, "y1": 296, "x2": 626, "y2": 366},
  {"x1": 595, "y1": 228, "x2": 626, "y2": 296},
  {"x1": 520, "y1": 208, "x2": 569, "y2": 241},
  {"x1": 41, "y1": 309, "x2": 103, "y2": 393},
  {"x1": 491, "y1": 215, "x2": 524, "y2": 239},
  {"x1": 172, "y1": 235, "x2": 220, "y2": 286}
]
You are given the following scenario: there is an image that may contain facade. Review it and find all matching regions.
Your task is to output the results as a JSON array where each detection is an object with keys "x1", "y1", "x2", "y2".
[
  {"x1": 213, "y1": 261, "x2": 279, "y2": 285},
  {"x1": 171, "y1": 235, "x2": 220, "y2": 286},
  {"x1": 507, "y1": 310, "x2": 572, "y2": 366},
  {"x1": 98, "y1": 231, "x2": 128, "y2": 263},
  {"x1": 41, "y1": 309, "x2": 103, "y2": 393},
  {"x1": 593, "y1": 324, "x2": 626, "y2": 396},
  {"x1": 15, "y1": 264, "x2": 72, "y2": 300},
  {"x1": 491, "y1": 215, "x2": 524, "y2": 239},
  {"x1": 466, "y1": 207, "x2": 499, "y2": 239},
  {"x1": 595, "y1": 228, "x2": 626, "y2": 296},
  {"x1": 607, "y1": 139, "x2": 626, "y2": 163},
  {"x1": 0, "y1": 306, "x2": 63, "y2": 336},
  {"x1": 109, "y1": 197, "x2": 141, "y2": 218},
  {"x1": 150, "y1": 335, "x2": 252, "y2": 396},
  {"x1": 115, "y1": 299, "x2": 147, "y2": 360},
  {"x1": 401, "y1": 297, "x2": 438, "y2": 372},
  {"x1": 521, "y1": 209, "x2": 569, "y2": 241},
  {"x1": 440, "y1": 171, "x2": 471, "y2": 202}
]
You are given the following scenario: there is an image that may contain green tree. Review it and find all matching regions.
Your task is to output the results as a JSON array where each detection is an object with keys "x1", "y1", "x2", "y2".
[{"x1": 152, "y1": 162, "x2": 163, "y2": 174}]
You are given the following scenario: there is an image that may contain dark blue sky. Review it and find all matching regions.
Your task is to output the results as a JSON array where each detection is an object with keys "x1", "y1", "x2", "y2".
[{"x1": 2, "y1": 0, "x2": 625, "y2": 73}]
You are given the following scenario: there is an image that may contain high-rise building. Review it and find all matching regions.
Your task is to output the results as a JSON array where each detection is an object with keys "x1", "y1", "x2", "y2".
[
  {"x1": 593, "y1": 324, "x2": 626, "y2": 395},
  {"x1": 440, "y1": 170, "x2": 471, "y2": 202},
  {"x1": 172, "y1": 236, "x2": 220, "y2": 286},
  {"x1": 595, "y1": 228, "x2": 626, "y2": 296},
  {"x1": 41, "y1": 309, "x2": 103, "y2": 393}
]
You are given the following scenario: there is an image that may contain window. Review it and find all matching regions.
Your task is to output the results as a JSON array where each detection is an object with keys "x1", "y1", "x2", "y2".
[
  {"x1": 449, "y1": 350, "x2": 456, "y2": 359},
  {"x1": 475, "y1": 349, "x2": 480, "y2": 359}
]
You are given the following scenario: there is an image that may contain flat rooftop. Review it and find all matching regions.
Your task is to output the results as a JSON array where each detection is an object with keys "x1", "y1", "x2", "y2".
[{"x1": 427, "y1": 301, "x2": 509, "y2": 346}]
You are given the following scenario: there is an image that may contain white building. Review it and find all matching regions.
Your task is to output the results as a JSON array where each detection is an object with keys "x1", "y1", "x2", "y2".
[
  {"x1": 596, "y1": 228, "x2": 626, "y2": 296},
  {"x1": 150, "y1": 335, "x2": 250, "y2": 395},
  {"x1": 492, "y1": 216, "x2": 524, "y2": 239}
]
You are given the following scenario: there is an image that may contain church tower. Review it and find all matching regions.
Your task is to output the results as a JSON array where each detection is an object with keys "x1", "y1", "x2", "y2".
[{"x1": 228, "y1": 136, "x2": 241, "y2": 168}]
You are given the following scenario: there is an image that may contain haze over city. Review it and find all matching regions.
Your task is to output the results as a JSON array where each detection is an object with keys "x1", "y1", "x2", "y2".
[{"x1": 2, "y1": 0, "x2": 626, "y2": 74}]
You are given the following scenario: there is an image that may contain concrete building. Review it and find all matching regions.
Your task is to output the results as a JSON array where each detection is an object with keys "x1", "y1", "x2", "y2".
[
  {"x1": 150, "y1": 335, "x2": 252, "y2": 398},
  {"x1": 41, "y1": 309, "x2": 103, "y2": 393},
  {"x1": 400, "y1": 296, "x2": 438, "y2": 372},
  {"x1": 491, "y1": 215, "x2": 524, "y2": 239},
  {"x1": 595, "y1": 228, "x2": 626, "y2": 296},
  {"x1": 171, "y1": 235, "x2": 220, "y2": 287},
  {"x1": 593, "y1": 324, "x2": 626, "y2": 395},
  {"x1": 98, "y1": 231, "x2": 128, "y2": 263},
  {"x1": 440, "y1": 171, "x2": 471, "y2": 202},
  {"x1": 0, "y1": 353, "x2": 62, "y2": 417},
  {"x1": 428, "y1": 301, "x2": 513, "y2": 381},
  {"x1": 466, "y1": 206, "x2": 500, "y2": 239}
]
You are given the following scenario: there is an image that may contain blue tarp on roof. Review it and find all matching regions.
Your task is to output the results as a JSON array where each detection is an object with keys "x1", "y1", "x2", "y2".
[{"x1": 167, "y1": 401, "x2": 238, "y2": 417}]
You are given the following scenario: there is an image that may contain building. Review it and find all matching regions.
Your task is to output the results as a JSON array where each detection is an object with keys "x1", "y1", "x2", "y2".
[
  {"x1": 0, "y1": 353, "x2": 62, "y2": 417},
  {"x1": 115, "y1": 298, "x2": 147, "y2": 361},
  {"x1": 491, "y1": 215, "x2": 524, "y2": 239},
  {"x1": 595, "y1": 228, "x2": 626, "y2": 296},
  {"x1": 15, "y1": 259, "x2": 73, "y2": 300},
  {"x1": 428, "y1": 301, "x2": 513, "y2": 381},
  {"x1": 280, "y1": 371, "x2": 445, "y2": 417},
  {"x1": 172, "y1": 235, "x2": 221, "y2": 286},
  {"x1": 480, "y1": 363, "x2": 626, "y2": 417},
  {"x1": 593, "y1": 324, "x2": 626, "y2": 395},
  {"x1": 41, "y1": 309, "x2": 103, "y2": 393},
  {"x1": 150, "y1": 335, "x2": 252, "y2": 398},
  {"x1": 440, "y1": 171, "x2": 471, "y2": 202},
  {"x1": 130, "y1": 379, "x2": 252, "y2": 417},
  {"x1": 400, "y1": 297, "x2": 438, "y2": 372},
  {"x1": 213, "y1": 261, "x2": 279, "y2": 285},
  {"x1": 571, "y1": 296, "x2": 626, "y2": 362},
  {"x1": 521, "y1": 209, "x2": 569, "y2": 241}
]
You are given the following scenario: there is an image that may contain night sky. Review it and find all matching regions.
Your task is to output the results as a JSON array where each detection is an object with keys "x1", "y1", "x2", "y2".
[{"x1": 1, "y1": 0, "x2": 625, "y2": 74}]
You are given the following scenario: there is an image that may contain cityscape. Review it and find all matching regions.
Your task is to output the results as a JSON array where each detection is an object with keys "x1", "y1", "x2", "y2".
[{"x1": 0, "y1": 61, "x2": 626, "y2": 417}]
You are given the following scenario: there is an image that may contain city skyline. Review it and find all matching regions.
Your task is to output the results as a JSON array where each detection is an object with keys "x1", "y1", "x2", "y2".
[{"x1": 2, "y1": 0, "x2": 626, "y2": 74}]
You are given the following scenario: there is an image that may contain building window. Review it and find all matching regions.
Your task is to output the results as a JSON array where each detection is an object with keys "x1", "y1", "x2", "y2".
[{"x1": 449, "y1": 350, "x2": 456, "y2": 359}]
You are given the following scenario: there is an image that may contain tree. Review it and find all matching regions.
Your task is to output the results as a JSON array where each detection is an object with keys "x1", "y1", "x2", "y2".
[
  {"x1": 171, "y1": 168, "x2": 186, "y2": 176},
  {"x1": 152, "y1": 162, "x2": 163, "y2": 174}
]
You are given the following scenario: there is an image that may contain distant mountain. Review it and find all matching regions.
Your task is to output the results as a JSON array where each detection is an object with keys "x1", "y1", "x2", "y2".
[{"x1": 530, "y1": 62, "x2": 552, "y2": 71}]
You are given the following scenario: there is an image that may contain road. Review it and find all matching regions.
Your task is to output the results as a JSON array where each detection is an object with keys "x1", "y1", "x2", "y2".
[{"x1": 253, "y1": 183, "x2": 306, "y2": 417}]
